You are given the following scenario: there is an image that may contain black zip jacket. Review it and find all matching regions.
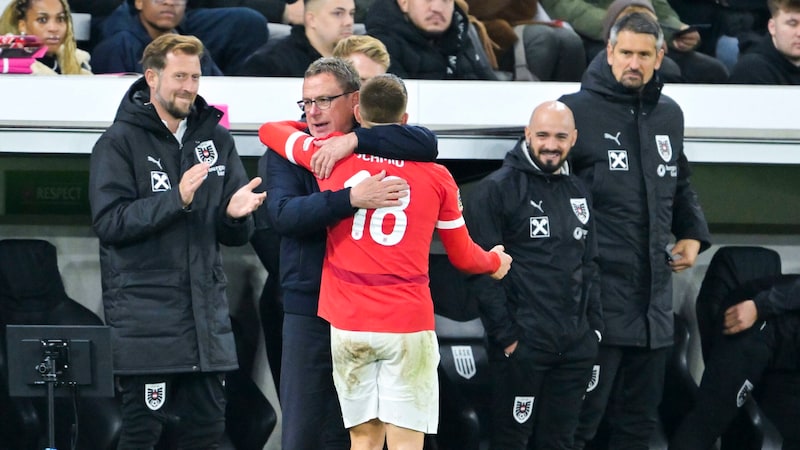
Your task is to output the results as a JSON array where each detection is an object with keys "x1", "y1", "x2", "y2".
[
  {"x1": 237, "y1": 25, "x2": 321, "y2": 77},
  {"x1": 89, "y1": 77, "x2": 253, "y2": 374},
  {"x1": 560, "y1": 52, "x2": 711, "y2": 349},
  {"x1": 464, "y1": 141, "x2": 602, "y2": 353},
  {"x1": 365, "y1": 0, "x2": 498, "y2": 80}
]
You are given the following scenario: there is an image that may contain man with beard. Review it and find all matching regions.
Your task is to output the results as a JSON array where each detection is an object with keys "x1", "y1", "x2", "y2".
[
  {"x1": 89, "y1": 34, "x2": 265, "y2": 449},
  {"x1": 463, "y1": 101, "x2": 602, "y2": 450},
  {"x1": 559, "y1": 12, "x2": 711, "y2": 449},
  {"x1": 365, "y1": 0, "x2": 498, "y2": 79}
]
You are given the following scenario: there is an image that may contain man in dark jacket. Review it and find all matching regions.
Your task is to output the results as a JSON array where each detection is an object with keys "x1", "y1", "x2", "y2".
[
  {"x1": 464, "y1": 100, "x2": 602, "y2": 449},
  {"x1": 365, "y1": 0, "x2": 498, "y2": 79},
  {"x1": 728, "y1": 0, "x2": 800, "y2": 85},
  {"x1": 92, "y1": 0, "x2": 267, "y2": 75},
  {"x1": 92, "y1": 0, "x2": 223, "y2": 75},
  {"x1": 559, "y1": 12, "x2": 711, "y2": 449},
  {"x1": 238, "y1": 0, "x2": 355, "y2": 76},
  {"x1": 89, "y1": 34, "x2": 265, "y2": 449},
  {"x1": 260, "y1": 57, "x2": 439, "y2": 449},
  {"x1": 669, "y1": 274, "x2": 800, "y2": 450}
]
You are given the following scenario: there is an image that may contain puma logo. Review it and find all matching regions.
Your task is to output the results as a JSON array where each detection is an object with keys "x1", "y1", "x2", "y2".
[
  {"x1": 530, "y1": 200, "x2": 544, "y2": 213},
  {"x1": 604, "y1": 132, "x2": 621, "y2": 146},
  {"x1": 147, "y1": 156, "x2": 163, "y2": 170}
]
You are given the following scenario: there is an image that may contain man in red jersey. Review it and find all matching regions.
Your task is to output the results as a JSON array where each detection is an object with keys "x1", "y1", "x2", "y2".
[{"x1": 259, "y1": 73, "x2": 512, "y2": 450}]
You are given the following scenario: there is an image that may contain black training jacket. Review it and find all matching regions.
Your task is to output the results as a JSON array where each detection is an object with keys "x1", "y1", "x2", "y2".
[
  {"x1": 560, "y1": 52, "x2": 711, "y2": 349},
  {"x1": 89, "y1": 77, "x2": 253, "y2": 374},
  {"x1": 464, "y1": 141, "x2": 603, "y2": 354}
]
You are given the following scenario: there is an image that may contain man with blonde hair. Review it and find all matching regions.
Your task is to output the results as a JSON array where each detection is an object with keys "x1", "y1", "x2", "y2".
[{"x1": 332, "y1": 34, "x2": 390, "y2": 81}]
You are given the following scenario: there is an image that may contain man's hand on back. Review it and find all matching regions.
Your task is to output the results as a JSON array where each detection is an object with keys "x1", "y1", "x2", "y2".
[{"x1": 349, "y1": 170, "x2": 409, "y2": 209}]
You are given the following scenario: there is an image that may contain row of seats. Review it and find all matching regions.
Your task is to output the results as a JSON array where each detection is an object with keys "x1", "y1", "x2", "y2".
[
  {"x1": 2, "y1": 239, "x2": 794, "y2": 449},
  {"x1": 0, "y1": 239, "x2": 276, "y2": 450}
]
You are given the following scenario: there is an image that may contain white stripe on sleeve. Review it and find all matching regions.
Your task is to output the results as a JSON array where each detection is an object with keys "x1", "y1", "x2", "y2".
[
  {"x1": 284, "y1": 131, "x2": 309, "y2": 165},
  {"x1": 437, "y1": 216, "x2": 465, "y2": 230}
]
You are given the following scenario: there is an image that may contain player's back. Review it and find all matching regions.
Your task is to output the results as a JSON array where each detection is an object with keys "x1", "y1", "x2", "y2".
[{"x1": 317, "y1": 154, "x2": 461, "y2": 333}]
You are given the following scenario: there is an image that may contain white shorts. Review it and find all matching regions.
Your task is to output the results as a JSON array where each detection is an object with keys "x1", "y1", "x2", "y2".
[{"x1": 330, "y1": 326, "x2": 440, "y2": 433}]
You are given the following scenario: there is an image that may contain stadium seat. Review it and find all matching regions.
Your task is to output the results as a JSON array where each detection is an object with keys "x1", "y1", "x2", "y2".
[{"x1": 0, "y1": 239, "x2": 121, "y2": 450}]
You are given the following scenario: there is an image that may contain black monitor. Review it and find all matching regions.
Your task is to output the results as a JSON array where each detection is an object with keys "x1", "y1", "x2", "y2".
[{"x1": 6, "y1": 325, "x2": 114, "y2": 398}]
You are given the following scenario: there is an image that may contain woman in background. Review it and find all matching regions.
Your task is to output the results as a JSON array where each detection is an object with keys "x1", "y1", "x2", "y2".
[{"x1": 0, "y1": 0, "x2": 92, "y2": 74}]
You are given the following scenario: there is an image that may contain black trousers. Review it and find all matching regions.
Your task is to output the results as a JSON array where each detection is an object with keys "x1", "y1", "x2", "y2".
[
  {"x1": 116, "y1": 372, "x2": 226, "y2": 450},
  {"x1": 573, "y1": 345, "x2": 669, "y2": 450},
  {"x1": 489, "y1": 329, "x2": 598, "y2": 450},
  {"x1": 669, "y1": 319, "x2": 800, "y2": 450},
  {"x1": 280, "y1": 313, "x2": 349, "y2": 450}
]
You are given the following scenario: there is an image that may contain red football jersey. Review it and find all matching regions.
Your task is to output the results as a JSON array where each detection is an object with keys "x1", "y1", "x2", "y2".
[{"x1": 260, "y1": 121, "x2": 499, "y2": 332}]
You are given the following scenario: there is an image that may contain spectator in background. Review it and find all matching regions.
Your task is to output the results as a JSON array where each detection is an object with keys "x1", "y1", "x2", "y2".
[
  {"x1": 464, "y1": 101, "x2": 601, "y2": 449},
  {"x1": 0, "y1": 0, "x2": 92, "y2": 74},
  {"x1": 92, "y1": 0, "x2": 223, "y2": 75},
  {"x1": 332, "y1": 34, "x2": 390, "y2": 81},
  {"x1": 668, "y1": 0, "x2": 769, "y2": 72},
  {"x1": 559, "y1": 12, "x2": 711, "y2": 449},
  {"x1": 90, "y1": 0, "x2": 267, "y2": 75},
  {"x1": 260, "y1": 73, "x2": 511, "y2": 450},
  {"x1": 89, "y1": 34, "x2": 265, "y2": 449},
  {"x1": 365, "y1": 0, "x2": 498, "y2": 79},
  {"x1": 540, "y1": 0, "x2": 730, "y2": 83},
  {"x1": 238, "y1": 0, "x2": 355, "y2": 76},
  {"x1": 728, "y1": 0, "x2": 800, "y2": 84},
  {"x1": 258, "y1": 57, "x2": 439, "y2": 450},
  {"x1": 191, "y1": 0, "x2": 304, "y2": 26},
  {"x1": 465, "y1": 0, "x2": 586, "y2": 81}
]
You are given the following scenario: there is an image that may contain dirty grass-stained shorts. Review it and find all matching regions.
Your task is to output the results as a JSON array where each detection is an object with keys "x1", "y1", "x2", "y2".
[{"x1": 331, "y1": 326, "x2": 440, "y2": 433}]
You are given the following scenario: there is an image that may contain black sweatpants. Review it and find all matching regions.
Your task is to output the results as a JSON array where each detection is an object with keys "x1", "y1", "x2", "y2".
[
  {"x1": 116, "y1": 372, "x2": 226, "y2": 450},
  {"x1": 573, "y1": 345, "x2": 670, "y2": 450},
  {"x1": 489, "y1": 329, "x2": 598, "y2": 450},
  {"x1": 669, "y1": 318, "x2": 800, "y2": 450}
]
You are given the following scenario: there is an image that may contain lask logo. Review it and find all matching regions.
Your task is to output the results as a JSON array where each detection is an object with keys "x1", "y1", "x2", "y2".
[{"x1": 451, "y1": 346, "x2": 476, "y2": 380}]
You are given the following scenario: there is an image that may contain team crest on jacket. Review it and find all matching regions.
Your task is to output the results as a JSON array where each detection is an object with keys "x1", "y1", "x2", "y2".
[
  {"x1": 655, "y1": 135, "x2": 673, "y2": 162},
  {"x1": 513, "y1": 396, "x2": 535, "y2": 424},
  {"x1": 145, "y1": 382, "x2": 166, "y2": 410},
  {"x1": 451, "y1": 345, "x2": 476, "y2": 380},
  {"x1": 736, "y1": 379, "x2": 754, "y2": 407},
  {"x1": 194, "y1": 140, "x2": 218, "y2": 166},
  {"x1": 570, "y1": 198, "x2": 589, "y2": 224}
]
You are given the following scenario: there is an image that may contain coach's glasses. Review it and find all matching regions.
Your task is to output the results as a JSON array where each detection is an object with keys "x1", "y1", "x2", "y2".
[{"x1": 296, "y1": 92, "x2": 355, "y2": 111}]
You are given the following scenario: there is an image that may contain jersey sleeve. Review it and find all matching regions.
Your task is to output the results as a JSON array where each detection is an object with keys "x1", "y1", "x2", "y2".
[
  {"x1": 435, "y1": 166, "x2": 500, "y2": 275},
  {"x1": 258, "y1": 121, "x2": 318, "y2": 172}
]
